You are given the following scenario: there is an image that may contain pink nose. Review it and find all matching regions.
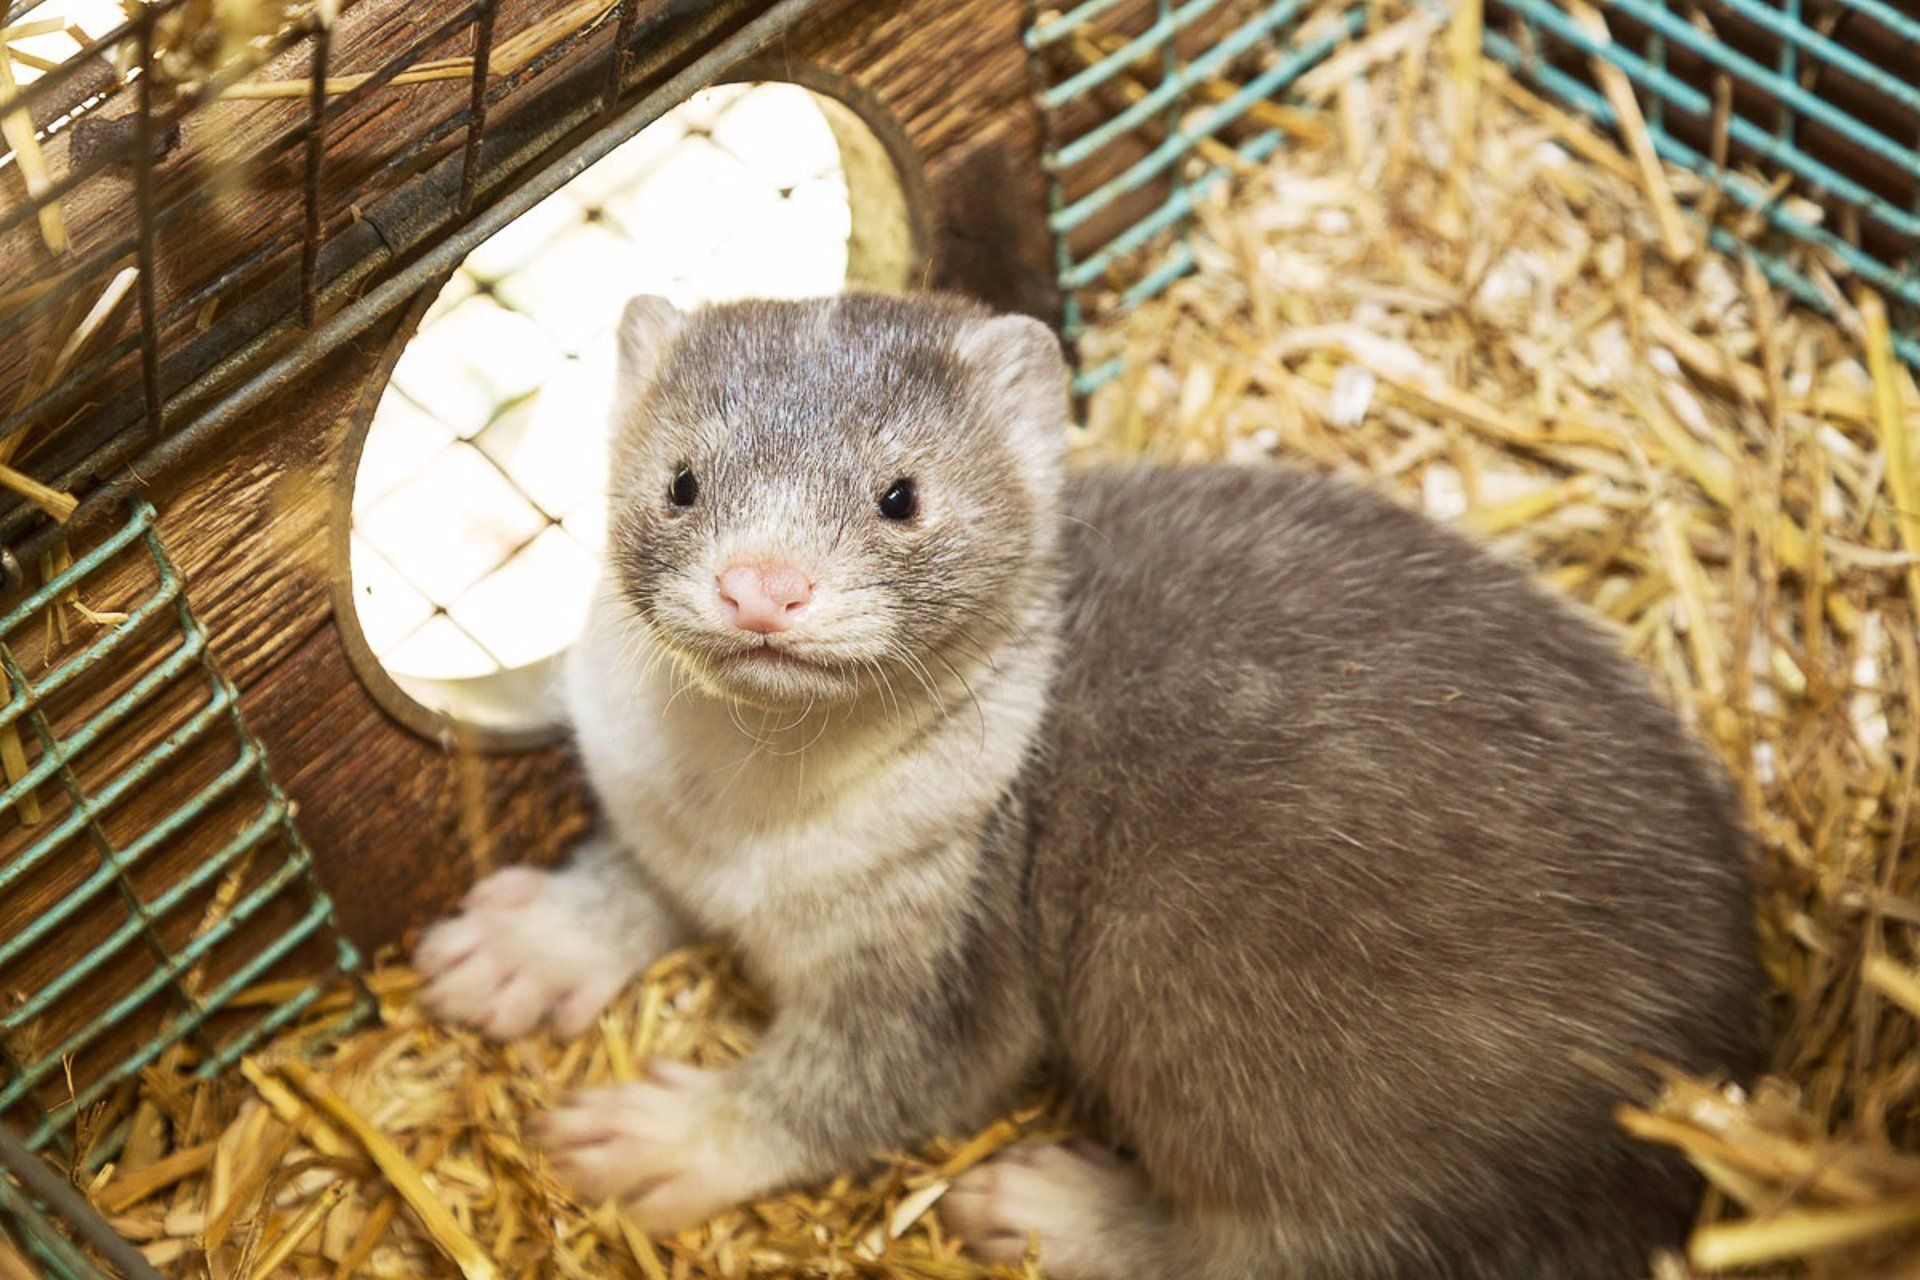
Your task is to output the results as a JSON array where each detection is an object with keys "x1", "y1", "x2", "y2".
[{"x1": 716, "y1": 562, "x2": 813, "y2": 633}]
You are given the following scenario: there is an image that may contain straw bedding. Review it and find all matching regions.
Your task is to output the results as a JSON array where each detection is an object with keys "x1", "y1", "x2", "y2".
[
  {"x1": 20, "y1": 5, "x2": 1920, "y2": 1277},
  {"x1": 41, "y1": 958, "x2": 1060, "y2": 1280}
]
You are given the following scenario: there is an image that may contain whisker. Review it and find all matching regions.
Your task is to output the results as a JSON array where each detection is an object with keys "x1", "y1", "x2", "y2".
[{"x1": 928, "y1": 647, "x2": 989, "y2": 753}]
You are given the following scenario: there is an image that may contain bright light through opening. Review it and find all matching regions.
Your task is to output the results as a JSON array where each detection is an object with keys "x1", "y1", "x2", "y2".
[{"x1": 348, "y1": 83, "x2": 853, "y2": 712}]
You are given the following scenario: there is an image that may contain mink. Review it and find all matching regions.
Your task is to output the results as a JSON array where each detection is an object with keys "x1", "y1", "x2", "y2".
[{"x1": 414, "y1": 291, "x2": 1761, "y2": 1279}]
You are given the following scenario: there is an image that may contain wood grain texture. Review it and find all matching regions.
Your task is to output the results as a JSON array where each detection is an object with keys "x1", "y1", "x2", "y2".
[
  {"x1": 791, "y1": 0, "x2": 1057, "y2": 317},
  {"x1": 0, "y1": 0, "x2": 670, "y2": 456}
]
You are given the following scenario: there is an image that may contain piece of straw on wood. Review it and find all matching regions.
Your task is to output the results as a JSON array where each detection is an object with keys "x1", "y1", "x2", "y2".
[
  {"x1": 36, "y1": 267, "x2": 140, "y2": 416},
  {"x1": 0, "y1": 43, "x2": 67, "y2": 253},
  {"x1": 0, "y1": 463, "x2": 77, "y2": 520},
  {"x1": 0, "y1": 266, "x2": 135, "y2": 536},
  {"x1": 0, "y1": 697, "x2": 40, "y2": 825}
]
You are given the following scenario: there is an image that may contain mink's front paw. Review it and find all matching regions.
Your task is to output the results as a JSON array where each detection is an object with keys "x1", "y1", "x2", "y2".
[
  {"x1": 413, "y1": 866, "x2": 632, "y2": 1040},
  {"x1": 945, "y1": 1140, "x2": 1146, "y2": 1279},
  {"x1": 535, "y1": 1060, "x2": 766, "y2": 1231}
]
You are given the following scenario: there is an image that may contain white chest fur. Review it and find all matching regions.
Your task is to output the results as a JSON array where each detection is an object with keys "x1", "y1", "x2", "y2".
[{"x1": 563, "y1": 581, "x2": 1052, "y2": 999}]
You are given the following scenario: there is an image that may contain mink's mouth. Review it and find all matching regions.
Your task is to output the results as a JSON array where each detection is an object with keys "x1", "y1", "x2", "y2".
[
  {"x1": 683, "y1": 635, "x2": 863, "y2": 710},
  {"x1": 724, "y1": 641, "x2": 830, "y2": 672}
]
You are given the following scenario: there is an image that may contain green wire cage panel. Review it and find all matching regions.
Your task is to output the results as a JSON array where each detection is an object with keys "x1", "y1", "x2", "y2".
[
  {"x1": 1027, "y1": 0, "x2": 1920, "y2": 393},
  {"x1": 1028, "y1": 0, "x2": 1371, "y2": 396},
  {"x1": 1487, "y1": 0, "x2": 1919, "y2": 364},
  {"x1": 0, "y1": 500, "x2": 364, "y2": 1162}
]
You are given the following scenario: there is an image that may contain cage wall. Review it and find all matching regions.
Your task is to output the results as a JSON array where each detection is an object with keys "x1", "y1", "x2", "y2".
[{"x1": 1026, "y1": 0, "x2": 1920, "y2": 388}]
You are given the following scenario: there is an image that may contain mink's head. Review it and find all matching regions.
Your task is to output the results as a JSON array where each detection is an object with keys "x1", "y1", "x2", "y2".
[{"x1": 603, "y1": 292, "x2": 1069, "y2": 711}]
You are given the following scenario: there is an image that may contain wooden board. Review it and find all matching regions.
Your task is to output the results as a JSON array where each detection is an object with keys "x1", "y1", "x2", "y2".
[{"x1": 0, "y1": 0, "x2": 673, "y2": 468}]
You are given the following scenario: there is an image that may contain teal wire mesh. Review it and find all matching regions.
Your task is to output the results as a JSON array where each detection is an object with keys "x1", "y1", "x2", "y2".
[
  {"x1": 0, "y1": 500, "x2": 365, "y2": 1164},
  {"x1": 1026, "y1": 0, "x2": 1367, "y2": 395},
  {"x1": 1485, "y1": 0, "x2": 1920, "y2": 367},
  {"x1": 1027, "y1": 0, "x2": 1920, "y2": 386}
]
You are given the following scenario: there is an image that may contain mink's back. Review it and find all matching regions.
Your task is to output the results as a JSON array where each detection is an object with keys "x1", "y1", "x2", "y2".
[{"x1": 1024, "y1": 463, "x2": 1761, "y2": 1279}]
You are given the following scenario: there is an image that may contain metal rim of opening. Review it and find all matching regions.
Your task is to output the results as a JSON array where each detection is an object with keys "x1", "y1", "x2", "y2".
[{"x1": 331, "y1": 66, "x2": 929, "y2": 752}]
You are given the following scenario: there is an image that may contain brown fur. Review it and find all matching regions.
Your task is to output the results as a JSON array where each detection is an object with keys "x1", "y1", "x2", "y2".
[{"x1": 1031, "y1": 464, "x2": 1760, "y2": 1277}]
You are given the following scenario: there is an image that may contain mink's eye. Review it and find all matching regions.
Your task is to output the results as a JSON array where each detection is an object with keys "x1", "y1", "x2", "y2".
[
  {"x1": 878, "y1": 478, "x2": 918, "y2": 522},
  {"x1": 668, "y1": 466, "x2": 699, "y2": 508}
]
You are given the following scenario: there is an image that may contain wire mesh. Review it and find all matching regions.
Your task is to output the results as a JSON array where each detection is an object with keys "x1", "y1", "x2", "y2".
[
  {"x1": 1027, "y1": 0, "x2": 1368, "y2": 394},
  {"x1": 1026, "y1": 0, "x2": 1920, "y2": 390},
  {"x1": 1485, "y1": 0, "x2": 1920, "y2": 365},
  {"x1": 0, "y1": 500, "x2": 364, "y2": 1158}
]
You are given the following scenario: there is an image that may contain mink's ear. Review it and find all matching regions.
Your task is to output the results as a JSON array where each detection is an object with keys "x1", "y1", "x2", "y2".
[
  {"x1": 614, "y1": 295, "x2": 685, "y2": 402},
  {"x1": 956, "y1": 313, "x2": 1071, "y2": 469}
]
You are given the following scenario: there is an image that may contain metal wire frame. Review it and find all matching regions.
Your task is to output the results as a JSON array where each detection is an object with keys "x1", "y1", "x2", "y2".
[
  {"x1": 0, "y1": 0, "x2": 828, "y2": 576},
  {"x1": 1026, "y1": 0, "x2": 1366, "y2": 395},
  {"x1": 0, "y1": 0, "x2": 691, "y2": 477},
  {"x1": 0, "y1": 501, "x2": 367, "y2": 1156},
  {"x1": 1027, "y1": 0, "x2": 1920, "y2": 394},
  {"x1": 0, "y1": 0, "x2": 485, "y2": 448},
  {"x1": 1486, "y1": 0, "x2": 1920, "y2": 366},
  {"x1": 1, "y1": 1120, "x2": 164, "y2": 1280}
]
